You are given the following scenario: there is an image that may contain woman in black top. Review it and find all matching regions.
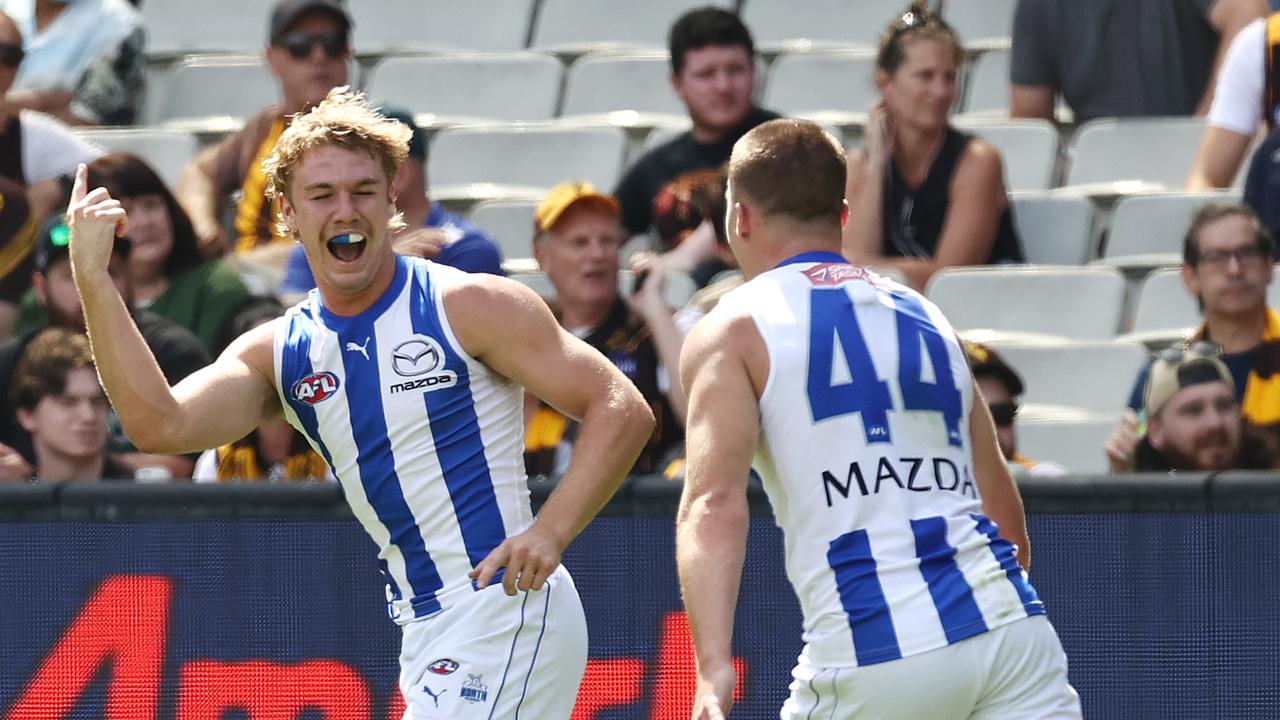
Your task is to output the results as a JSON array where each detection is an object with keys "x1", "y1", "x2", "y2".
[{"x1": 843, "y1": 3, "x2": 1023, "y2": 290}]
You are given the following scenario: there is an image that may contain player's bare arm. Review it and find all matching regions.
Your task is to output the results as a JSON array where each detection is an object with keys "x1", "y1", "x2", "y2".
[
  {"x1": 970, "y1": 379, "x2": 1032, "y2": 570},
  {"x1": 676, "y1": 308, "x2": 766, "y2": 720},
  {"x1": 445, "y1": 274, "x2": 656, "y2": 596},
  {"x1": 68, "y1": 164, "x2": 280, "y2": 456}
]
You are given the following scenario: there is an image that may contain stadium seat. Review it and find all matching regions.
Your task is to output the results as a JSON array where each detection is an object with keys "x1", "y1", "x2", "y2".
[
  {"x1": 560, "y1": 53, "x2": 686, "y2": 117},
  {"x1": 348, "y1": 0, "x2": 535, "y2": 54},
  {"x1": 1102, "y1": 192, "x2": 1239, "y2": 262},
  {"x1": 427, "y1": 124, "x2": 628, "y2": 205},
  {"x1": 1017, "y1": 416, "x2": 1115, "y2": 474},
  {"x1": 151, "y1": 56, "x2": 280, "y2": 126},
  {"x1": 531, "y1": 0, "x2": 731, "y2": 56},
  {"x1": 364, "y1": 53, "x2": 563, "y2": 123},
  {"x1": 981, "y1": 338, "x2": 1149, "y2": 412},
  {"x1": 961, "y1": 48, "x2": 1009, "y2": 114},
  {"x1": 142, "y1": 0, "x2": 271, "y2": 57},
  {"x1": 1128, "y1": 267, "x2": 1199, "y2": 334},
  {"x1": 71, "y1": 129, "x2": 199, "y2": 190},
  {"x1": 1009, "y1": 193, "x2": 1095, "y2": 265},
  {"x1": 952, "y1": 117, "x2": 1059, "y2": 191},
  {"x1": 1065, "y1": 117, "x2": 1207, "y2": 189},
  {"x1": 467, "y1": 200, "x2": 538, "y2": 264},
  {"x1": 925, "y1": 266, "x2": 1127, "y2": 340},
  {"x1": 763, "y1": 51, "x2": 879, "y2": 117},
  {"x1": 944, "y1": 0, "x2": 1016, "y2": 50},
  {"x1": 742, "y1": 0, "x2": 906, "y2": 52}
]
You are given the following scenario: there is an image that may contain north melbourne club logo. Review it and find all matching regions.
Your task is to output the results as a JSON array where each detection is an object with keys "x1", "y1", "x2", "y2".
[
  {"x1": 460, "y1": 674, "x2": 488, "y2": 704},
  {"x1": 290, "y1": 372, "x2": 340, "y2": 405}
]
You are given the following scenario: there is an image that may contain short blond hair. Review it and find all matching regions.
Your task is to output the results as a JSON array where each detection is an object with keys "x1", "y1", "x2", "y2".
[{"x1": 263, "y1": 86, "x2": 412, "y2": 236}]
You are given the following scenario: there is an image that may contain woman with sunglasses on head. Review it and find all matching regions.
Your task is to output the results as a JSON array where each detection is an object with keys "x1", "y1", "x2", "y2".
[{"x1": 843, "y1": 3, "x2": 1023, "y2": 291}]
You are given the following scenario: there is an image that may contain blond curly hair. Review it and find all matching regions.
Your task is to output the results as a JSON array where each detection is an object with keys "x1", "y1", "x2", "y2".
[{"x1": 263, "y1": 86, "x2": 412, "y2": 237}]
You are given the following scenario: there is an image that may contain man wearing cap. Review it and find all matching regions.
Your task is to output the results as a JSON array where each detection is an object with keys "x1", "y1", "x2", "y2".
[
  {"x1": 177, "y1": 0, "x2": 352, "y2": 263},
  {"x1": 276, "y1": 109, "x2": 505, "y2": 301},
  {"x1": 964, "y1": 340, "x2": 1067, "y2": 478},
  {"x1": 1133, "y1": 344, "x2": 1278, "y2": 471},
  {"x1": 526, "y1": 182, "x2": 686, "y2": 477},
  {"x1": 0, "y1": 216, "x2": 208, "y2": 480}
]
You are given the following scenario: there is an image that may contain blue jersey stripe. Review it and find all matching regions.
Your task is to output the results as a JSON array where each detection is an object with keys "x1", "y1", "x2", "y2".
[
  {"x1": 282, "y1": 315, "x2": 337, "y2": 474},
  {"x1": 970, "y1": 513, "x2": 1045, "y2": 616},
  {"x1": 410, "y1": 266, "x2": 507, "y2": 568},
  {"x1": 827, "y1": 529, "x2": 901, "y2": 665},
  {"x1": 912, "y1": 516, "x2": 988, "y2": 644},
  {"x1": 339, "y1": 322, "x2": 444, "y2": 617}
]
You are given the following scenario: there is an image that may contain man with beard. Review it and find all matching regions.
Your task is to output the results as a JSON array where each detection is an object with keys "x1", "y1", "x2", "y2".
[
  {"x1": 1106, "y1": 202, "x2": 1280, "y2": 471},
  {"x1": 1134, "y1": 342, "x2": 1278, "y2": 471}
]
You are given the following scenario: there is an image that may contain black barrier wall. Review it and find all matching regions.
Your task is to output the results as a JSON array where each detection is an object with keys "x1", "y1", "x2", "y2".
[{"x1": 1, "y1": 473, "x2": 1278, "y2": 719}]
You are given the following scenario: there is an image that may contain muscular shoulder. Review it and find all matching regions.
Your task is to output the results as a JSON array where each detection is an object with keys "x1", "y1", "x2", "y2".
[
  {"x1": 681, "y1": 298, "x2": 766, "y2": 396},
  {"x1": 223, "y1": 316, "x2": 282, "y2": 382},
  {"x1": 438, "y1": 268, "x2": 552, "y2": 357}
]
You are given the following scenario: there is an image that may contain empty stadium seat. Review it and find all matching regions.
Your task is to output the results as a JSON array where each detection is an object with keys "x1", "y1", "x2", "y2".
[
  {"x1": 1009, "y1": 193, "x2": 1095, "y2": 265},
  {"x1": 1018, "y1": 416, "x2": 1114, "y2": 474},
  {"x1": 348, "y1": 0, "x2": 535, "y2": 54},
  {"x1": 981, "y1": 339, "x2": 1149, "y2": 412},
  {"x1": 944, "y1": 0, "x2": 1016, "y2": 49},
  {"x1": 925, "y1": 266, "x2": 1127, "y2": 339},
  {"x1": 151, "y1": 56, "x2": 280, "y2": 126},
  {"x1": 561, "y1": 53, "x2": 686, "y2": 117},
  {"x1": 468, "y1": 200, "x2": 539, "y2": 264},
  {"x1": 763, "y1": 51, "x2": 878, "y2": 116},
  {"x1": 364, "y1": 53, "x2": 563, "y2": 122},
  {"x1": 1065, "y1": 117, "x2": 1207, "y2": 190},
  {"x1": 961, "y1": 48, "x2": 1010, "y2": 114},
  {"x1": 1128, "y1": 267, "x2": 1199, "y2": 334},
  {"x1": 428, "y1": 124, "x2": 628, "y2": 205},
  {"x1": 952, "y1": 117, "x2": 1059, "y2": 191},
  {"x1": 71, "y1": 129, "x2": 199, "y2": 190},
  {"x1": 142, "y1": 0, "x2": 271, "y2": 57},
  {"x1": 532, "y1": 0, "x2": 730, "y2": 55},
  {"x1": 1102, "y1": 192, "x2": 1239, "y2": 261},
  {"x1": 742, "y1": 0, "x2": 906, "y2": 52}
]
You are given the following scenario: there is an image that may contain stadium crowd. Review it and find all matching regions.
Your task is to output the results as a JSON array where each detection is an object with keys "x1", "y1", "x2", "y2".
[{"x1": 1, "y1": 0, "x2": 1279, "y2": 482}]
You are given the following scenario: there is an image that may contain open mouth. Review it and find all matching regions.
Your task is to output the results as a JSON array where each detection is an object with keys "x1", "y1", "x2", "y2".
[{"x1": 327, "y1": 232, "x2": 366, "y2": 263}]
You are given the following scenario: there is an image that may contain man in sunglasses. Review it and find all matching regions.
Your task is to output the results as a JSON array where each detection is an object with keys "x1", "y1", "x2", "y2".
[
  {"x1": 964, "y1": 340, "x2": 1066, "y2": 478},
  {"x1": 1107, "y1": 202, "x2": 1280, "y2": 472},
  {"x1": 178, "y1": 0, "x2": 351, "y2": 264}
]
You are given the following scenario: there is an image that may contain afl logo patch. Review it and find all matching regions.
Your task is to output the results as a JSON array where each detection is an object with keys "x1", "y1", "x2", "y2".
[
  {"x1": 428, "y1": 658, "x2": 459, "y2": 675},
  {"x1": 392, "y1": 336, "x2": 445, "y2": 377},
  {"x1": 291, "y1": 372, "x2": 340, "y2": 405}
]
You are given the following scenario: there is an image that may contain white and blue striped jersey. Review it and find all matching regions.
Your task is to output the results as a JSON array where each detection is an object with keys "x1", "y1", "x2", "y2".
[
  {"x1": 717, "y1": 251, "x2": 1044, "y2": 668},
  {"x1": 274, "y1": 256, "x2": 532, "y2": 624}
]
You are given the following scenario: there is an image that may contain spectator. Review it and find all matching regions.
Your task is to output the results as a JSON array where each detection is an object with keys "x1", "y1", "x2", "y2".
[
  {"x1": 0, "y1": 176, "x2": 37, "y2": 339},
  {"x1": 1012, "y1": 0, "x2": 1265, "y2": 124},
  {"x1": 12, "y1": 326, "x2": 130, "y2": 480},
  {"x1": 0, "y1": 215, "x2": 209, "y2": 480},
  {"x1": 613, "y1": 7, "x2": 779, "y2": 254},
  {"x1": 1187, "y1": 9, "x2": 1280, "y2": 190},
  {"x1": 963, "y1": 340, "x2": 1067, "y2": 477},
  {"x1": 1106, "y1": 203, "x2": 1280, "y2": 471},
  {"x1": 193, "y1": 297, "x2": 330, "y2": 482},
  {"x1": 525, "y1": 182, "x2": 684, "y2": 477},
  {"x1": 177, "y1": 0, "x2": 351, "y2": 263},
  {"x1": 843, "y1": 3, "x2": 1023, "y2": 291},
  {"x1": 53, "y1": 153, "x2": 249, "y2": 354},
  {"x1": 1132, "y1": 342, "x2": 1278, "y2": 471},
  {"x1": 279, "y1": 109, "x2": 504, "y2": 301},
  {"x1": 0, "y1": 0, "x2": 144, "y2": 126},
  {"x1": 0, "y1": 10, "x2": 102, "y2": 224}
]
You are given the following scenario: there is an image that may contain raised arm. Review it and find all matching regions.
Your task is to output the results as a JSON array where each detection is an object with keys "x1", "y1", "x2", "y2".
[
  {"x1": 177, "y1": 144, "x2": 231, "y2": 256},
  {"x1": 676, "y1": 310, "x2": 763, "y2": 719},
  {"x1": 969, "y1": 379, "x2": 1031, "y2": 570},
  {"x1": 450, "y1": 276, "x2": 655, "y2": 594},
  {"x1": 68, "y1": 164, "x2": 279, "y2": 455}
]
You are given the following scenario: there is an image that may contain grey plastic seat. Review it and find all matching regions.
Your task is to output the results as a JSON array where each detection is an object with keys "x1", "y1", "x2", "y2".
[
  {"x1": 962, "y1": 48, "x2": 1009, "y2": 114},
  {"x1": 742, "y1": 0, "x2": 907, "y2": 50},
  {"x1": 561, "y1": 53, "x2": 686, "y2": 116},
  {"x1": 142, "y1": 0, "x2": 271, "y2": 57},
  {"x1": 468, "y1": 200, "x2": 539, "y2": 263},
  {"x1": 763, "y1": 51, "x2": 878, "y2": 116},
  {"x1": 982, "y1": 339, "x2": 1149, "y2": 412},
  {"x1": 1066, "y1": 117, "x2": 1207, "y2": 189},
  {"x1": 1017, "y1": 417, "x2": 1114, "y2": 474},
  {"x1": 71, "y1": 129, "x2": 199, "y2": 189},
  {"x1": 348, "y1": 0, "x2": 535, "y2": 54},
  {"x1": 152, "y1": 56, "x2": 280, "y2": 124},
  {"x1": 1103, "y1": 192, "x2": 1240, "y2": 260},
  {"x1": 952, "y1": 117, "x2": 1058, "y2": 191},
  {"x1": 925, "y1": 266, "x2": 1127, "y2": 339},
  {"x1": 944, "y1": 0, "x2": 1016, "y2": 49},
  {"x1": 531, "y1": 0, "x2": 729, "y2": 55},
  {"x1": 1129, "y1": 268, "x2": 1198, "y2": 334},
  {"x1": 1009, "y1": 193, "x2": 1095, "y2": 265},
  {"x1": 365, "y1": 53, "x2": 563, "y2": 122}
]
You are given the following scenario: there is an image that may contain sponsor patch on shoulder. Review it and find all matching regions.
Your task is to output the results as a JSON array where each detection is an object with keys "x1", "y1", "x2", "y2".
[
  {"x1": 428, "y1": 658, "x2": 459, "y2": 675},
  {"x1": 802, "y1": 263, "x2": 872, "y2": 286}
]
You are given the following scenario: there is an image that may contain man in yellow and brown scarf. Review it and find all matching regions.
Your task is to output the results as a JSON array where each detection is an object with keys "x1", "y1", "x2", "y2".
[{"x1": 1107, "y1": 202, "x2": 1280, "y2": 472}]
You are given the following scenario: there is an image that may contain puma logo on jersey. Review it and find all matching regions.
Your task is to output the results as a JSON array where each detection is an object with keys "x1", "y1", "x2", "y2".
[
  {"x1": 422, "y1": 686, "x2": 446, "y2": 707},
  {"x1": 345, "y1": 337, "x2": 371, "y2": 360}
]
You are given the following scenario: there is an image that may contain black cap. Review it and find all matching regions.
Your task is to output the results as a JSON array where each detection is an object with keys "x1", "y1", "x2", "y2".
[
  {"x1": 34, "y1": 215, "x2": 129, "y2": 273},
  {"x1": 963, "y1": 340, "x2": 1025, "y2": 397},
  {"x1": 379, "y1": 106, "x2": 426, "y2": 162},
  {"x1": 269, "y1": 0, "x2": 352, "y2": 44}
]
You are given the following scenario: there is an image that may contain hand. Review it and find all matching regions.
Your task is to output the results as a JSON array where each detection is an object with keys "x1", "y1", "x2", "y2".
[
  {"x1": 627, "y1": 251, "x2": 671, "y2": 323},
  {"x1": 468, "y1": 521, "x2": 566, "y2": 596},
  {"x1": 192, "y1": 216, "x2": 228, "y2": 258},
  {"x1": 66, "y1": 163, "x2": 127, "y2": 277},
  {"x1": 864, "y1": 101, "x2": 895, "y2": 168},
  {"x1": 0, "y1": 443, "x2": 32, "y2": 482},
  {"x1": 690, "y1": 663, "x2": 736, "y2": 719},
  {"x1": 393, "y1": 227, "x2": 446, "y2": 260},
  {"x1": 1104, "y1": 409, "x2": 1140, "y2": 473}
]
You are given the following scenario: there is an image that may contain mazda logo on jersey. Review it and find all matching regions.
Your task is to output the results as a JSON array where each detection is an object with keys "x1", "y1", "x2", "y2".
[
  {"x1": 291, "y1": 372, "x2": 340, "y2": 405},
  {"x1": 389, "y1": 335, "x2": 458, "y2": 394}
]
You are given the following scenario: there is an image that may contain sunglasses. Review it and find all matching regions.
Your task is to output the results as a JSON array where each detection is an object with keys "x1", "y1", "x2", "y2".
[
  {"x1": 0, "y1": 43, "x2": 23, "y2": 69},
  {"x1": 885, "y1": 9, "x2": 932, "y2": 50},
  {"x1": 1156, "y1": 340, "x2": 1222, "y2": 366},
  {"x1": 989, "y1": 401, "x2": 1019, "y2": 428},
  {"x1": 278, "y1": 31, "x2": 347, "y2": 60}
]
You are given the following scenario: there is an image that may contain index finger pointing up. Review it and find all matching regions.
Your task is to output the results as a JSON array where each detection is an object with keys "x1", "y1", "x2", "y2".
[{"x1": 70, "y1": 163, "x2": 88, "y2": 205}]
